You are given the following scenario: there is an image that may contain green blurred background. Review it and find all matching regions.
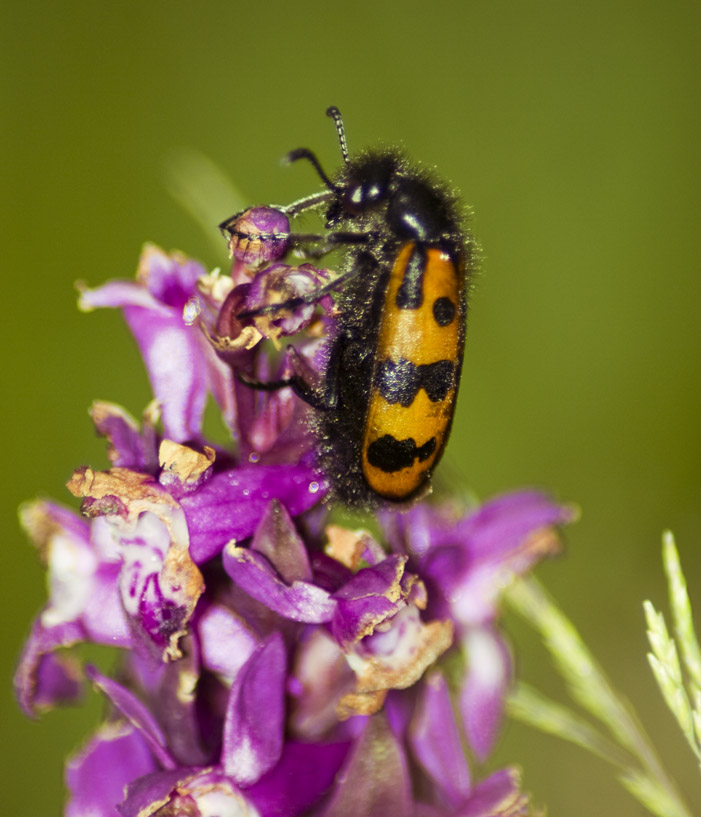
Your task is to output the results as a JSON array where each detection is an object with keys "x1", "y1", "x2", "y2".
[{"x1": 3, "y1": 1, "x2": 700, "y2": 813}]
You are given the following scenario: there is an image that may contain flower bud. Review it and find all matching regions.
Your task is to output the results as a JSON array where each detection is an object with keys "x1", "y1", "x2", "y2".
[{"x1": 227, "y1": 207, "x2": 290, "y2": 268}]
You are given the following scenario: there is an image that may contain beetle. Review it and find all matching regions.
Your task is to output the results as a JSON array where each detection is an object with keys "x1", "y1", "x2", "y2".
[{"x1": 220, "y1": 107, "x2": 473, "y2": 507}]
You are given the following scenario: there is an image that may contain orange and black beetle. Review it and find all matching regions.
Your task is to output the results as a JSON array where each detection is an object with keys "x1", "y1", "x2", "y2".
[{"x1": 220, "y1": 107, "x2": 474, "y2": 507}]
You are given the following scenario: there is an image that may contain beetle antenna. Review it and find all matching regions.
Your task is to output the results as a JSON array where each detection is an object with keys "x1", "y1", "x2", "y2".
[{"x1": 326, "y1": 106, "x2": 349, "y2": 165}]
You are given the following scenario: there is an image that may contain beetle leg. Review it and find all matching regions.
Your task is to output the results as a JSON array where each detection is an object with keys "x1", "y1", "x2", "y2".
[
  {"x1": 236, "y1": 371, "x2": 330, "y2": 411},
  {"x1": 237, "y1": 263, "x2": 363, "y2": 320},
  {"x1": 237, "y1": 345, "x2": 334, "y2": 412}
]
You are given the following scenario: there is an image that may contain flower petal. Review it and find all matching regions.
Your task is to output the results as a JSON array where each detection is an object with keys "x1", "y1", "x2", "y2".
[
  {"x1": 79, "y1": 279, "x2": 165, "y2": 312},
  {"x1": 126, "y1": 307, "x2": 213, "y2": 442},
  {"x1": 197, "y1": 604, "x2": 259, "y2": 683},
  {"x1": 90, "y1": 401, "x2": 159, "y2": 472},
  {"x1": 250, "y1": 500, "x2": 312, "y2": 583},
  {"x1": 67, "y1": 471, "x2": 204, "y2": 661},
  {"x1": 224, "y1": 546, "x2": 337, "y2": 623},
  {"x1": 459, "y1": 628, "x2": 512, "y2": 762},
  {"x1": 339, "y1": 607, "x2": 454, "y2": 719},
  {"x1": 331, "y1": 556, "x2": 408, "y2": 647},
  {"x1": 222, "y1": 633, "x2": 286, "y2": 786},
  {"x1": 419, "y1": 491, "x2": 571, "y2": 627},
  {"x1": 117, "y1": 767, "x2": 258, "y2": 817},
  {"x1": 86, "y1": 666, "x2": 176, "y2": 770},
  {"x1": 80, "y1": 246, "x2": 236, "y2": 441},
  {"x1": 409, "y1": 672, "x2": 471, "y2": 808},
  {"x1": 14, "y1": 623, "x2": 84, "y2": 716},
  {"x1": 182, "y1": 462, "x2": 325, "y2": 563},
  {"x1": 457, "y1": 767, "x2": 531, "y2": 817},
  {"x1": 138, "y1": 245, "x2": 202, "y2": 307},
  {"x1": 66, "y1": 723, "x2": 157, "y2": 817},
  {"x1": 320, "y1": 713, "x2": 412, "y2": 817},
  {"x1": 289, "y1": 629, "x2": 354, "y2": 739},
  {"x1": 454, "y1": 491, "x2": 573, "y2": 562},
  {"x1": 115, "y1": 509, "x2": 204, "y2": 660},
  {"x1": 14, "y1": 501, "x2": 129, "y2": 715},
  {"x1": 247, "y1": 740, "x2": 349, "y2": 817}
]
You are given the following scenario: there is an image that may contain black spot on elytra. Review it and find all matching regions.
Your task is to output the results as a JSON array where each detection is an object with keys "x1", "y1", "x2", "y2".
[
  {"x1": 395, "y1": 245, "x2": 426, "y2": 309},
  {"x1": 366, "y1": 435, "x2": 437, "y2": 473},
  {"x1": 375, "y1": 358, "x2": 455, "y2": 406},
  {"x1": 421, "y1": 360, "x2": 455, "y2": 402},
  {"x1": 432, "y1": 296, "x2": 456, "y2": 326},
  {"x1": 374, "y1": 358, "x2": 417, "y2": 406}
]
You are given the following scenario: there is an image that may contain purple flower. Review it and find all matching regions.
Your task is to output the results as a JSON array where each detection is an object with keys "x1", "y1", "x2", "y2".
[
  {"x1": 79, "y1": 245, "x2": 237, "y2": 442},
  {"x1": 15, "y1": 500, "x2": 130, "y2": 717},
  {"x1": 224, "y1": 206, "x2": 291, "y2": 268},
  {"x1": 245, "y1": 262, "x2": 332, "y2": 340},
  {"x1": 383, "y1": 491, "x2": 573, "y2": 760},
  {"x1": 17, "y1": 244, "x2": 572, "y2": 815}
]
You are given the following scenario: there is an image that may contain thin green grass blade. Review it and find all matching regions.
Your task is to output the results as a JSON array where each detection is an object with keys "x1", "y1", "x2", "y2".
[
  {"x1": 508, "y1": 682, "x2": 631, "y2": 767},
  {"x1": 507, "y1": 576, "x2": 693, "y2": 817},
  {"x1": 662, "y1": 532, "x2": 701, "y2": 694}
]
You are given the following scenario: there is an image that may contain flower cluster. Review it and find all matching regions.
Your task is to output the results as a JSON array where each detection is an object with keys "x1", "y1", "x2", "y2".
[{"x1": 16, "y1": 231, "x2": 572, "y2": 816}]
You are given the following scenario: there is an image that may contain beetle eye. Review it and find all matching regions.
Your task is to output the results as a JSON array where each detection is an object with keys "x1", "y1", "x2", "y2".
[
  {"x1": 346, "y1": 184, "x2": 364, "y2": 211},
  {"x1": 366, "y1": 183, "x2": 382, "y2": 201}
]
